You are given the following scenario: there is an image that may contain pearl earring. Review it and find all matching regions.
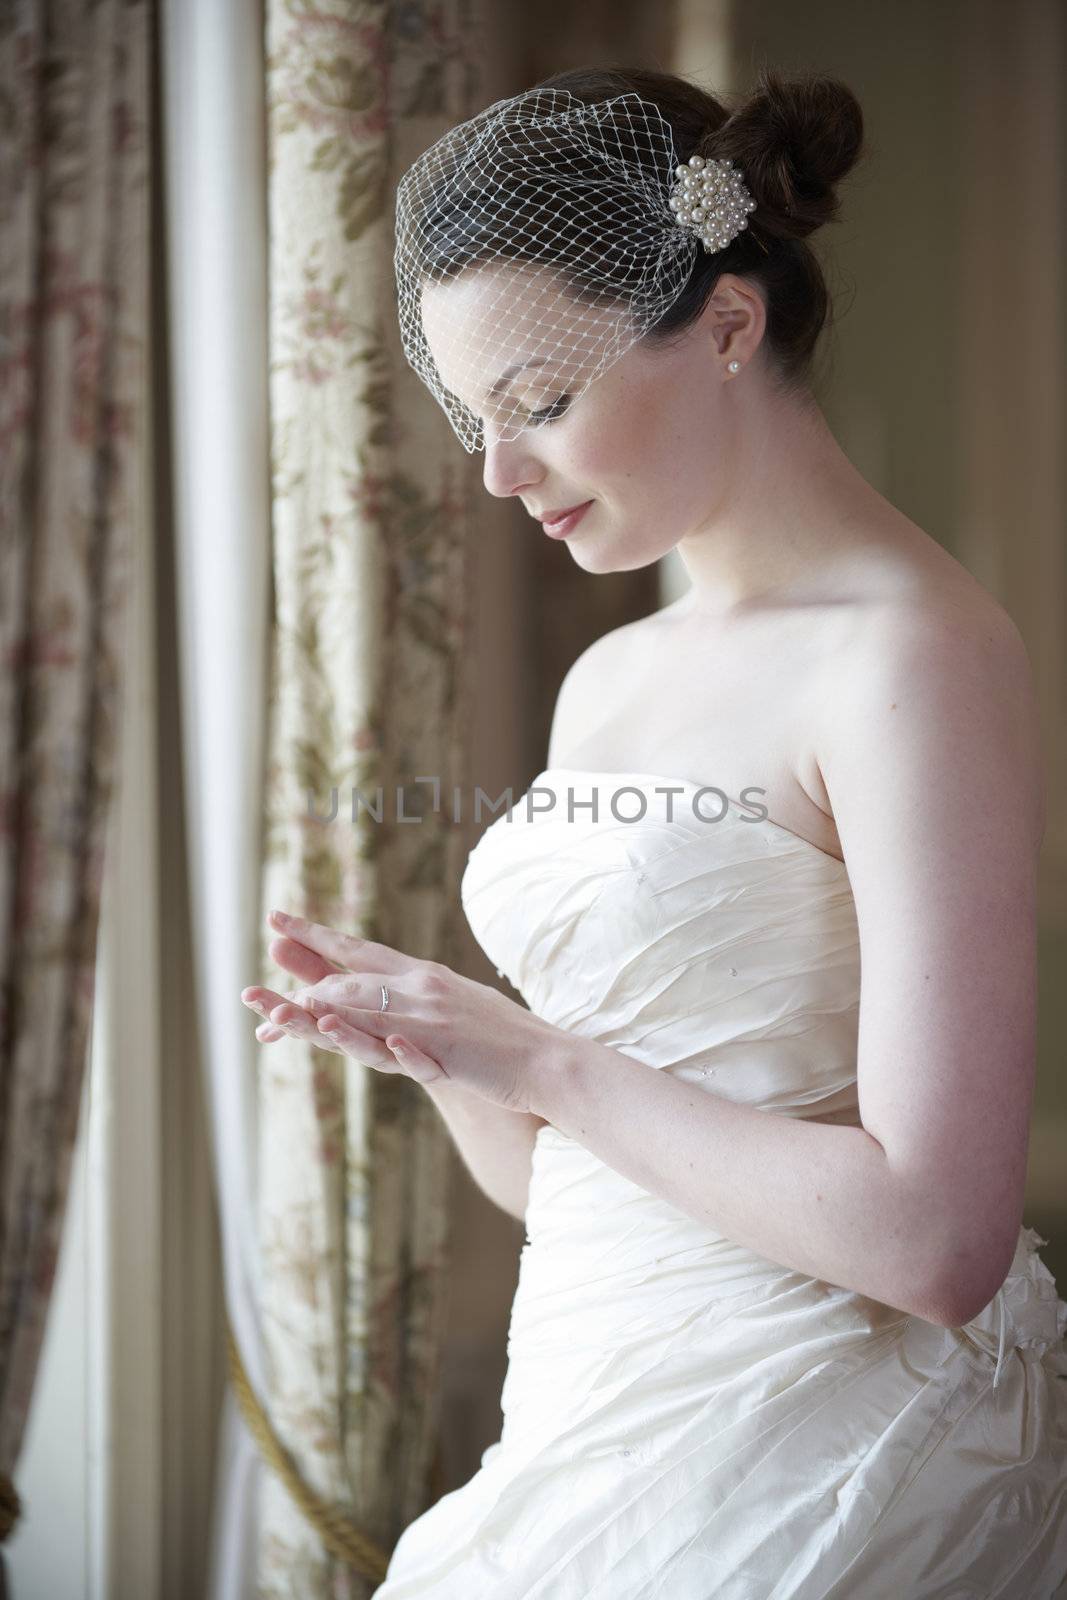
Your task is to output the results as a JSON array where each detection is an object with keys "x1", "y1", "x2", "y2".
[{"x1": 727, "y1": 360, "x2": 741, "y2": 373}]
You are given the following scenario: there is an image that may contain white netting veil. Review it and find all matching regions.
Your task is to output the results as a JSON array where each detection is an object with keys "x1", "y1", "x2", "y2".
[{"x1": 393, "y1": 86, "x2": 757, "y2": 453}]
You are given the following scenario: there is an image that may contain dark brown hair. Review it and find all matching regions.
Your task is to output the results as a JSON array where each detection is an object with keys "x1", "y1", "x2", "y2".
[
  {"x1": 533, "y1": 64, "x2": 866, "y2": 400},
  {"x1": 413, "y1": 64, "x2": 865, "y2": 408}
]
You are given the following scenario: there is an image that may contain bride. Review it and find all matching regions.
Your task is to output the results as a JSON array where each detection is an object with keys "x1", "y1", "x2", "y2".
[{"x1": 243, "y1": 64, "x2": 1067, "y2": 1599}]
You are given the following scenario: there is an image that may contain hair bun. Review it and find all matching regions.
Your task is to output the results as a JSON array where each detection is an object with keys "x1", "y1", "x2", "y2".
[{"x1": 712, "y1": 67, "x2": 865, "y2": 240}]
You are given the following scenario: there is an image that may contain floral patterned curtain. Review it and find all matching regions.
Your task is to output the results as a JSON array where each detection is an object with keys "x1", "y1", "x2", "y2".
[
  {"x1": 233, "y1": 3, "x2": 483, "y2": 1593},
  {"x1": 0, "y1": 0, "x2": 150, "y2": 1589}
]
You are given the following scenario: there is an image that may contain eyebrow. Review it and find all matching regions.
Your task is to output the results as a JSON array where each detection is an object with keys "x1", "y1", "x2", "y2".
[{"x1": 485, "y1": 357, "x2": 549, "y2": 403}]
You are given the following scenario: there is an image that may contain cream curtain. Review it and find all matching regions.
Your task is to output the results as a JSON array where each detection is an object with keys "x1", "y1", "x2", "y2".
[
  {"x1": 165, "y1": 1, "x2": 481, "y2": 1594},
  {"x1": 160, "y1": 0, "x2": 271, "y2": 1594}
]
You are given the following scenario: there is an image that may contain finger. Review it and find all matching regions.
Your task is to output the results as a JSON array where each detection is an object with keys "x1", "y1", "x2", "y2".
[
  {"x1": 266, "y1": 934, "x2": 346, "y2": 985},
  {"x1": 267, "y1": 911, "x2": 415, "y2": 977},
  {"x1": 244, "y1": 984, "x2": 342, "y2": 1018},
  {"x1": 242, "y1": 986, "x2": 291, "y2": 1017},
  {"x1": 308, "y1": 1003, "x2": 392, "y2": 1043},
  {"x1": 290, "y1": 975, "x2": 397, "y2": 1013},
  {"x1": 255, "y1": 1016, "x2": 347, "y2": 1054},
  {"x1": 267, "y1": 1002, "x2": 326, "y2": 1044},
  {"x1": 315, "y1": 1013, "x2": 404, "y2": 1072}
]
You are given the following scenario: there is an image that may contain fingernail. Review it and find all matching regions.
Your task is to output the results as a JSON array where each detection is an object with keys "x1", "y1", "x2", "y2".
[{"x1": 269, "y1": 909, "x2": 292, "y2": 926}]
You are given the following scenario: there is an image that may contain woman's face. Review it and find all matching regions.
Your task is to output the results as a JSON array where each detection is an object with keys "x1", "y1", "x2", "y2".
[{"x1": 420, "y1": 263, "x2": 761, "y2": 574}]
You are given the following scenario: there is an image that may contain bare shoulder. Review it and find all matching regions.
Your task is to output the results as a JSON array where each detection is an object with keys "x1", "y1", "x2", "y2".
[
  {"x1": 812, "y1": 556, "x2": 1049, "y2": 928},
  {"x1": 815, "y1": 565, "x2": 1046, "y2": 866},
  {"x1": 841, "y1": 579, "x2": 1038, "y2": 711},
  {"x1": 545, "y1": 613, "x2": 652, "y2": 768}
]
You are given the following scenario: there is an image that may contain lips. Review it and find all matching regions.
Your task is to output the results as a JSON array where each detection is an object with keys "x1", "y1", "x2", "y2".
[
  {"x1": 537, "y1": 500, "x2": 591, "y2": 524},
  {"x1": 540, "y1": 501, "x2": 593, "y2": 539}
]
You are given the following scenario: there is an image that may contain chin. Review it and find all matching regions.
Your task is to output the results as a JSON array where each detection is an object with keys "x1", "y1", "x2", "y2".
[
  {"x1": 564, "y1": 542, "x2": 622, "y2": 574},
  {"x1": 572, "y1": 539, "x2": 663, "y2": 576}
]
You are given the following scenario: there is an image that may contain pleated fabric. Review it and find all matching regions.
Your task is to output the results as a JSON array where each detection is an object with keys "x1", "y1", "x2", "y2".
[{"x1": 373, "y1": 769, "x2": 1067, "y2": 1599}]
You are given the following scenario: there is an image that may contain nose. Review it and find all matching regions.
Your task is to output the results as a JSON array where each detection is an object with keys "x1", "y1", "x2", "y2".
[{"x1": 481, "y1": 425, "x2": 543, "y2": 501}]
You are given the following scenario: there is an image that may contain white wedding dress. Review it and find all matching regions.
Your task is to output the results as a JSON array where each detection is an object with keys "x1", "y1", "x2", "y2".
[{"x1": 373, "y1": 769, "x2": 1067, "y2": 1599}]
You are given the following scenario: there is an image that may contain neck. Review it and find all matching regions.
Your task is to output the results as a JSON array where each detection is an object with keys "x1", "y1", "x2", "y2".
[{"x1": 675, "y1": 390, "x2": 906, "y2": 620}]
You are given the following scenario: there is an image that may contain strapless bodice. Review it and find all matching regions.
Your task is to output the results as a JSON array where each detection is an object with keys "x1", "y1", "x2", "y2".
[{"x1": 461, "y1": 767, "x2": 862, "y2": 1126}]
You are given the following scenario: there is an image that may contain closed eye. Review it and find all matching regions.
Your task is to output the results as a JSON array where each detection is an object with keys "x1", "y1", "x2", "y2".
[{"x1": 529, "y1": 393, "x2": 572, "y2": 425}]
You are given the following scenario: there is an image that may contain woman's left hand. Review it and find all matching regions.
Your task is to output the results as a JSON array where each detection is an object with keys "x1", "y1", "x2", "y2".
[{"x1": 241, "y1": 909, "x2": 567, "y2": 1116}]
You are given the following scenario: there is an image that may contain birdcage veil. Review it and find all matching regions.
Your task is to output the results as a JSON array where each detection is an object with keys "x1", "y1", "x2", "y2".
[{"x1": 393, "y1": 86, "x2": 757, "y2": 453}]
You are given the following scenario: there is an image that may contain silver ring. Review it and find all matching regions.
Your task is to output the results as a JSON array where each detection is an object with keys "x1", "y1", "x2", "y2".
[{"x1": 378, "y1": 983, "x2": 390, "y2": 1015}]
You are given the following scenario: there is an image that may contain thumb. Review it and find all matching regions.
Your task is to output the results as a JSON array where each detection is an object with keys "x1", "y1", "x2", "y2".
[
  {"x1": 267, "y1": 934, "x2": 346, "y2": 985},
  {"x1": 386, "y1": 1035, "x2": 447, "y2": 1085}
]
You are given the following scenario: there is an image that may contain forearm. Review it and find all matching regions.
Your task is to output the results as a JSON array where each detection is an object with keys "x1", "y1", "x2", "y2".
[
  {"x1": 532, "y1": 1037, "x2": 957, "y2": 1324},
  {"x1": 424, "y1": 1078, "x2": 544, "y2": 1223}
]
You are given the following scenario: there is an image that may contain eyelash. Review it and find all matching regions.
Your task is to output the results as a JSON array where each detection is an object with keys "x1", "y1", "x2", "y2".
[{"x1": 528, "y1": 393, "x2": 572, "y2": 425}]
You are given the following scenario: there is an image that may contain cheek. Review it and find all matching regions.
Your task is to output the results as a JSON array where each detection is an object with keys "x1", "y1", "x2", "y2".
[
  {"x1": 569, "y1": 385, "x2": 665, "y2": 481},
  {"x1": 626, "y1": 387, "x2": 714, "y2": 495}
]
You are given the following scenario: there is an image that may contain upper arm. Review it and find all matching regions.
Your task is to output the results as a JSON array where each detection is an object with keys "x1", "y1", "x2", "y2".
[{"x1": 816, "y1": 604, "x2": 1045, "y2": 1325}]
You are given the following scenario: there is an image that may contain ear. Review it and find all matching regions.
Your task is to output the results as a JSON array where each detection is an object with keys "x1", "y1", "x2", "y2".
[{"x1": 702, "y1": 273, "x2": 766, "y2": 360}]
